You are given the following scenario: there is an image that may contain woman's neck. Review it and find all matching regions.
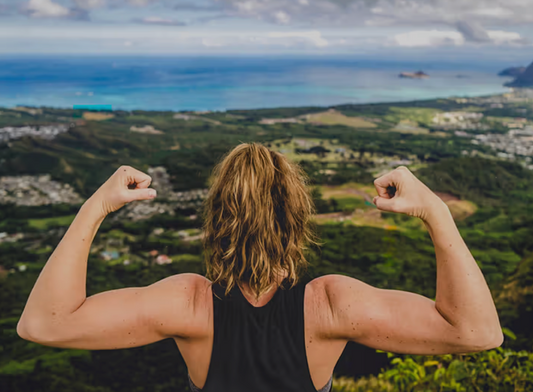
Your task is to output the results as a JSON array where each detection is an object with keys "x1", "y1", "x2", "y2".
[{"x1": 238, "y1": 274, "x2": 287, "y2": 303}]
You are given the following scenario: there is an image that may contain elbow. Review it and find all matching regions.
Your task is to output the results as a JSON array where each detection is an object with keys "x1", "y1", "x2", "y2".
[
  {"x1": 466, "y1": 328, "x2": 504, "y2": 352},
  {"x1": 17, "y1": 319, "x2": 43, "y2": 343},
  {"x1": 17, "y1": 317, "x2": 60, "y2": 344},
  {"x1": 17, "y1": 319, "x2": 31, "y2": 341},
  {"x1": 485, "y1": 329, "x2": 505, "y2": 349}
]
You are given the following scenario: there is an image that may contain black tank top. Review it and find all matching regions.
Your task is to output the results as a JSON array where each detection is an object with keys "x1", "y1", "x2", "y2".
[{"x1": 187, "y1": 277, "x2": 333, "y2": 392}]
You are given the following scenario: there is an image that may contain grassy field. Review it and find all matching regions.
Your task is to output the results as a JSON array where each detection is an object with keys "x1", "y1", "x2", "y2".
[
  {"x1": 83, "y1": 112, "x2": 115, "y2": 121},
  {"x1": 320, "y1": 182, "x2": 376, "y2": 199},
  {"x1": 446, "y1": 199, "x2": 478, "y2": 221},
  {"x1": 384, "y1": 107, "x2": 442, "y2": 126},
  {"x1": 304, "y1": 110, "x2": 378, "y2": 128},
  {"x1": 28, "y1": 215, "x2": 76, "y2": 230},
  {"x1": 269, "y1": 138, "x2": 356, "y2": 163},
  {"x1": 389, "y1": 119, "x2": 430, "y2": 134}
]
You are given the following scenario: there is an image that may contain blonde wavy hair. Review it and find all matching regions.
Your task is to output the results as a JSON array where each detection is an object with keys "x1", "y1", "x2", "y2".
[{"x1": 201, "y1": 142, "x2": 323, "y2": 300}]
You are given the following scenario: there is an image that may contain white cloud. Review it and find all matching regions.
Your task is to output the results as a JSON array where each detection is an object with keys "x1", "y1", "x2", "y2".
[
  {"x1": 393, "y1": 28, "x2": 524, "y2": 47},
  {"x1": 267, "y1": 31, "x2": 329, "y2": 47},
  {"x1": 127, "y1": 0, "x2": 155, "y2": 6},
  {"x1": 214, "y1": 0, "x2": 533, "y2": 37},
  {"x1": 273, "y1": 11, "x2": 290, "y2": 24},
  {"x1": 235, "y1": 1, "x2": 257, "y2": 12},
  {"x1": 393, "y1": 30, "x2": 464, "y2": 47},
  {"x1": 73, "y1": 0, "x2": 106, "y2": 10},
  {"x1": 135, "y1": 16, "x2": 186, "y2": 25},
  {"x1": 487, "y1": 30, "x2": 523, "y2": 44},
  {"x1": 469, "y1": 7, "x2": 514, "y2": 18},
  {"x1": 0, "y1": 24, "x2": 329, "y2": 50},
  {"x1": 25, "y1": 0, "x2": 70, "y2": 18},
  {"x1": 200, "y1": 30, "x2": 328, "y2": 48},
  {"x1": 202, "y1": 38, "x2": 224, "y2": 47}
]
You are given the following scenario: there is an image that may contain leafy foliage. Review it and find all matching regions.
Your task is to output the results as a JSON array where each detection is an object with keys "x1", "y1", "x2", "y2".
[{"x1": 333, "y1": 348, "x2": 533, "y2": 392}]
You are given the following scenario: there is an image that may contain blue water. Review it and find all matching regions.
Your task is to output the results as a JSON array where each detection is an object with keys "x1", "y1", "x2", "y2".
[{"x1": 0, "y1": 55, "x2": 515, "y2": 111}]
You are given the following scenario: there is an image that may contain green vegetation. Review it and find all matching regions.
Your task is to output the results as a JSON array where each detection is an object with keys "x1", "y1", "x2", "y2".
[
  {"x1": 333, "y1": 348, "x2": 533, "y2": 392},
  {"x1": 304, "y1": 110, "x2": 378, "y2": 128},
  {"x1": 1, "y1": 93, "x2": 533, "y2": 391},
  {"x1": 28, "y1": 215, "x2": 76, "y2": 230},
  {"x1": 384, "y1": 107, "x2": 441, "y2": 127}
]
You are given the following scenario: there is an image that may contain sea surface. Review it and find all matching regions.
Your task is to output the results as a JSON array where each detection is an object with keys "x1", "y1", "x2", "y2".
[{"x1": 0, "y1": 55, "x2": 516, "y2": 112}]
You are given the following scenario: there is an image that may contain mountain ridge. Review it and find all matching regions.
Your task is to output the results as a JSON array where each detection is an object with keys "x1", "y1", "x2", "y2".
[{"x1": 505, "y1": 61, "x2": 533, "y2": 87}]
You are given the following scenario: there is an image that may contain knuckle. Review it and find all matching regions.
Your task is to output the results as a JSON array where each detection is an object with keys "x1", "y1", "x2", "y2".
[{"x1": 395, "y1": 167, "x2": 408, "y2": 177}]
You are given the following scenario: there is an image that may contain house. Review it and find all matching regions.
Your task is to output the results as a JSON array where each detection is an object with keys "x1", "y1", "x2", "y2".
[
  {"x1": 152, "y1": 228, "x2": 164, "y2": 236},
  {"x1": 177, "y1": 230, "x2": 190, "y2": 238},
  {"x1": 100, "y1": 251, "x2": 120, "y2": 261},
  {"x1": 155, "y1": 255, "x2": 172, "y2": 265}
]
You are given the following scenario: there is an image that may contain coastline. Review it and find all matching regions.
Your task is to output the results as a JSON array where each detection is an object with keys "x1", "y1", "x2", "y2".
[{"x1": 0, "y1": 56, "x2": 515, "y2": 112}]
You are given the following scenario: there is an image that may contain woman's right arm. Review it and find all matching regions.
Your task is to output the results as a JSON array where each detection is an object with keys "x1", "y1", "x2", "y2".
[{"x1": 316, "y1": 167, "x2": 503, "y2": 354}]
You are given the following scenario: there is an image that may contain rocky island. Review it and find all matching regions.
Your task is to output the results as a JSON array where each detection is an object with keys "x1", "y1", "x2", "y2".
[{"x1": 398, "y1": 71, "x2": 429, "y2": 79}]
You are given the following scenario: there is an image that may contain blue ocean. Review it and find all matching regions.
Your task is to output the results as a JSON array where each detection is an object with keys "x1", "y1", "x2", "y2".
[{"x1": 0, "y1": 55, "x2": 516, "y2": 112}]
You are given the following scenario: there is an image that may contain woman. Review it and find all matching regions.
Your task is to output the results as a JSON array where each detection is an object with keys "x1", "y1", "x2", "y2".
[{"x1": 17, "y1": 143, "x2": 503, "y2": 392}]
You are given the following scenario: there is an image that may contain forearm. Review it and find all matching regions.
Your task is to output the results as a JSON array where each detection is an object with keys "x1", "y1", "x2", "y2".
[
  {"x1": 18, "y1": 197, "x2": 105, "y2": 334},
  {"x1": 424, "y1": 202, "x2": 502, "y2": 341}
]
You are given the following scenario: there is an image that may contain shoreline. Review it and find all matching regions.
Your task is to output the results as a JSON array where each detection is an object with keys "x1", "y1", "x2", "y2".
[{"x1": 1, "y1": 90, "x2": 528, "y2": 115}]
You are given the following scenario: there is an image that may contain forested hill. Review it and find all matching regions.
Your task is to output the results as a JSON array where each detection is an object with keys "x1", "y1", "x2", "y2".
[{"x1": 506, "y1": 61, "x2": 533, "y2": 87}]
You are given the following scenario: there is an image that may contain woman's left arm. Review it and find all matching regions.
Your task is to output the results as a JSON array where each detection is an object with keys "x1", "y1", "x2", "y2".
[{"x1": 17, "y1": 165, "x2": 202, "y2": 350}]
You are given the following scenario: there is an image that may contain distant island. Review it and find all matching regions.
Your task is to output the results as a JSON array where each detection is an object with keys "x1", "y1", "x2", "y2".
[
  {"x1": 498, "y1": 66, "x2": 526, "y2": 77},
  {"x1": 398, "y1": 71, "x2": 429, "y2": 79},
  {"x1": 504, "y1": 61, "x2": 533, "y2": 88}
]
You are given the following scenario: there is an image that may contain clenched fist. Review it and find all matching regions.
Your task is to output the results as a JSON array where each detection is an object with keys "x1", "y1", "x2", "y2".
[
  {"x1": 90, "y1": 165, "x2": 157, "y2": 218},
  {"x1": 372, "y1": 166, "x2": 447, "y2": 222}
]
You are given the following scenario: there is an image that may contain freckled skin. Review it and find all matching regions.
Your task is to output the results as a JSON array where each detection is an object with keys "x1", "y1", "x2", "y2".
[{"x1": 16, "y1": 158, "x2": 502, "y2": 377}]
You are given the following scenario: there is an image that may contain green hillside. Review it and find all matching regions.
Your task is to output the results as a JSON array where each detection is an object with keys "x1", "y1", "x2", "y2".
[{"x1": 2, "y1": 93, "x2": 533, "y2": 391}]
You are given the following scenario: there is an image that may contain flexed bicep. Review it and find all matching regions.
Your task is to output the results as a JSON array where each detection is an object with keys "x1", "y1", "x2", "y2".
[
  {"x1": 18, "y1": 274, "x2": 202, "y2": 350},
  {"x1": 322, "y1": 274, "x2": 496, "y2": 355}
]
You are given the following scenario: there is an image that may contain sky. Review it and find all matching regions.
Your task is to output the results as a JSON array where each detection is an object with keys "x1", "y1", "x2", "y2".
[{"x1": 1, "y1": 0, "x2": 532, "y2": 62}]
